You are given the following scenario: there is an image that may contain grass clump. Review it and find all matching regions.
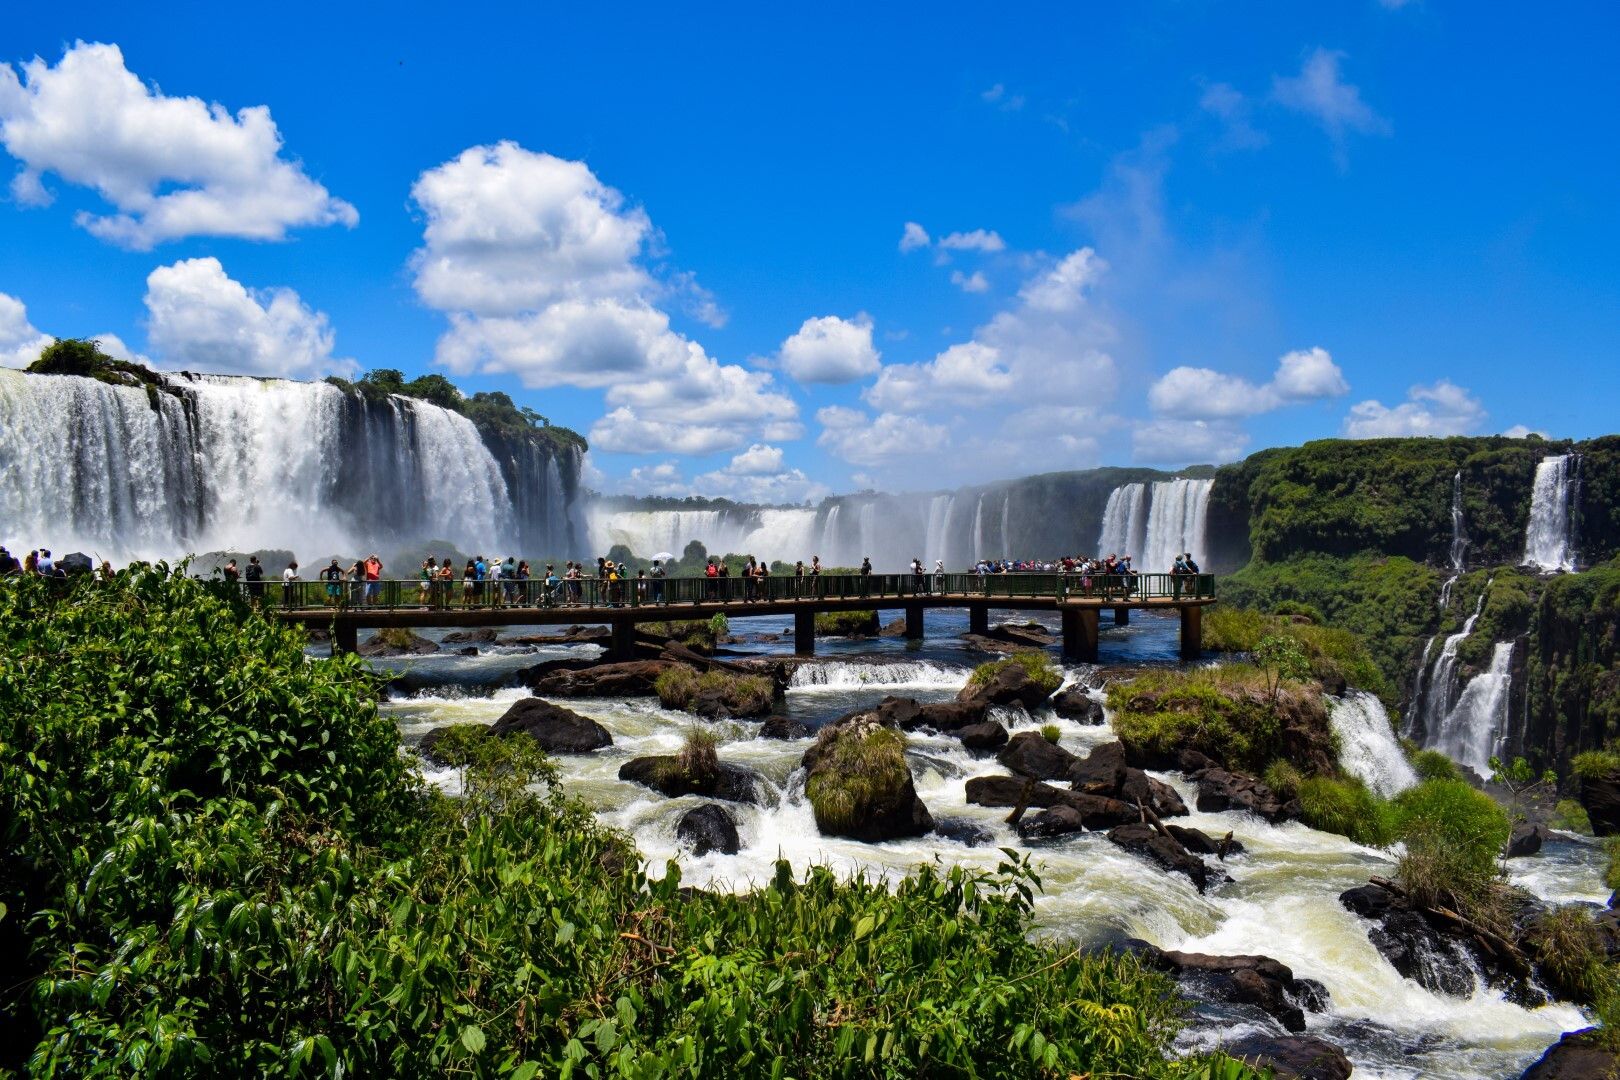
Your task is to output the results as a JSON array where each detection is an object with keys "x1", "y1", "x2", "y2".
[
  {"x1": 1262, "y1": 760, "x2": 1305, "y2": 798},
  {"x1": 968, "y1": 652, "x2": 1063, "y2": 697},
  {"x1": 1040, "y1": 723, "x2": 1062, "y2": 744},
  {"x1": 1296, "y1": 776, "x2": 1399, "y2": 847},
  {"x1": 1524, "y1": 906, "x2": 1611, "y2": 1004},
  {"x1": 1107, "y1": 665, "x2": 1290, "y2": 774},
  {"x1": 1202, "y1": 606, "x2": 1269, "y2": 652},
  {"x1": 1392, "y1": 779, "x2": 1512, "y2": 894},
  {"x1": 1573, "y1": 749, "x2": 1620, "y2": 779},
  {"x1": 1549, "y1": 798, "x2": 1593, "y2": 835},
  {"x1": 814, "y1": 610, "x2": 880, "y2": 636},
  {"x1": 654, "y1": 666, "x2": 775, "y2": 717},
  {"x1": 805, "y1": 723, "x2": 910, "y2": 834},
  {"x1": 1409, "y1": 748, "x2": 1462, "y2": 782}
]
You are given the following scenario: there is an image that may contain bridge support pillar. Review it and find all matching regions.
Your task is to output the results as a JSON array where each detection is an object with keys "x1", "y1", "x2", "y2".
[
  {"x1": 1179, "y1": 605, "x2": 1202, "y2": 661},
  {"x1": 1113, "y1": 606, "x2": 1129, "y2": 626},
  {"x1": 610, "y1": 617, "x2": 636, "y2": 662},
  {"x1": 1061, "y1": 607, "x2": 1098, "y2": 663},
  {"x1": 795, "y1": 609, "x2": 816, "y2": 657},
  {"x1": 333, "y1": 622, "x2": 358, "y2": 656},
  {"x1": 969, "y1": 606, "x2": 989, "y2": 635},
  {"x1": 905, "y1": 603, "x2": 925, "y2": 640}
]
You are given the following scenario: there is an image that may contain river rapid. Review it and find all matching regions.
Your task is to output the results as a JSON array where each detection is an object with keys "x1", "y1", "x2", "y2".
[{"x1": 369, "y1": 609, "x2": 1603, "y2": 1079}]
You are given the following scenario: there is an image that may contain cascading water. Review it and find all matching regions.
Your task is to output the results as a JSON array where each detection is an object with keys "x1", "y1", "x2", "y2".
[
  {"x1": 1096, "y1": 482, "x2": 1148, "y2": 560},
  {"x1": 1000, "y1": 494, "x2": 1011, "y2": 556},
  {"x1": 0, "y1": 369, "x2": 582, "y2": 561},
  {"x1": 1141, "y1": 478, "x2": 1213, "y2": 571},
  {"x1": 1408, "y1": 582, "x2": 1489, "y2": 742},
  {"x1": 1439, "y1": 470, "x2": 1468, "y2": 609},
  {"x1": 1329, "y1": 691, "x2": 1418, "y2": 797},
  {"x1": 1523, "y1": 454, "x2": 1579, "y2": 572},
  {"x1": 1431, "y1": 641, "x2": 1516, "y2": 779}
]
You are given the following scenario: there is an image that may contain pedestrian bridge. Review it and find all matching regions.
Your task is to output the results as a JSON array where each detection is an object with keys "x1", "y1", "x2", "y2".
[{"x1": 269, "y1": 572, "x2": 1216, "y2": 662}]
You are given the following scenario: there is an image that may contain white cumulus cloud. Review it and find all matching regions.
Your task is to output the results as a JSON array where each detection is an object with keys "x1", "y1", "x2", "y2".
[
  {"x1": 937, "y1": 229, "x2": 1006, "y2": 253},
  {"x1": 1342, "y1": 379, "x2": 1486, "y2": 438},
  {"x1": 898, "y1": 221, "x2": 930, "y2": 252},
  {"x1": 143, "y1": 257, "x2": 350, "y2": 378},
  {"x1": 1273, "y1": 48, "x2": 1389, "y2": 148},
  {"x1": 777, "y1": 313, "x2": 881, "y2": 384},
  {"x1": 0, "y1": 292, "x2": 53, "y2": 368},
  {"x1": 0, "y1": 42, "x2": 356, "y2": 248},
  {"x1": 1148, "y1": 347, "x2": 1348, "y2": 419},
  {"x1": 950, "y1": 270, "x2": 989, "y2": 293},
  {"x1": 816, "y1": 407, "x2": 949, "y2": 467}
]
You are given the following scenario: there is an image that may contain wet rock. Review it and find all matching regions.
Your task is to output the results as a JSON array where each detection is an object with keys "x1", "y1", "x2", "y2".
[
  {"x1": 501, "y1": 625, "x2": 612, "y2": 647},
  {"x1": 1167, "y1": 824, "x2": 1245, "y2": 858},
  {"x1": 1050, "y1": 686, "x2": 1104, "y2": 724},
  {"x1": 1339, "y1": 885, "x2": 1478, "y2": 997},
  {"x1": 618, "y1": 756, "x2": 764, "y2": 804},
  {"x1": 965, "y1": 775, "x2": 1137, "y2": 829},
  {"x1": 357, "y1": 630, "x2": 440, "y2": 657},
  {"x1": 833, "y1": 695, "x2": 988, "y2": 734},
  {"x1": 533, "y1": 660, "x2": 680, "y2": 698},
  {"x1": 1226, "y1": 1034, "x2": 1352, "y2": 1080},
  {"x1": 488, "y1": 697, "x2": 612, "y2": 753},
  {"x1": 757, "y1": 715, "x2": 811, "y2": 740},
  {"x1": 961, "y1": 623, "x2": 1057, "y2": 654},
  {"x1": 958, "y1": 663, "x2": 1056, "y2": 711},
  {"x1": 441, "y1": 628, "x2": 499, "y2": 644},
  {"x1": 998, "y1": 731, "x2": 1080, "y2": 781},
  {"x1": 1071, "y1": 741, "x2": 1188, "y2": 819},
  {"x1": 417, "y1": 723, "x2": 475, "y2": 765},
  {"x1": 1128, "y1": 940, "x2": 1328, "y2": 1034},
  {"x1": 1508, "y1": 821, "x2": 1552, "y2": 858},
  {"x1": 1194, "y1": 768, "x2": 1302, "y2": 823},
  {"x1": 932, "y1": 818, "x2": 995, "y2": 847},
  {"x1": 1520, "y1": 1028, "x2": 1620, "y2": 1079},
  {"x1": 676, "y1": 804, "x2": 740, "y2": 856},
  {"x1": 802, "y1": 712, "x2": 933, "y2": 842},
  {"x1": 1579, "y1": 773, "x2": 1620, "y2": 837},
  {"x1": 456, "y1": 646, "x2": 479, "y2": 656},
  {"x1": 1105, "y1": 823, "x2": 1211, "y2": 893},
  {"x1": 1017, "y1": 804, "x2": 1087, "y2": 839},
  {"x1": 508, "y1": 657, "x2": 597, "y2": 687},
  {"x1": 956, "y1": 720, "x2": 1009, "y2": 751}
]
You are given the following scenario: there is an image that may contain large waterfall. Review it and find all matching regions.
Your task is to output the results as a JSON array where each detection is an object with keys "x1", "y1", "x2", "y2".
[
  {"x1": 0, "y1": 369, "x2": 585, "y2": 562},
  {"x1": 1329, "y1": 691, "x2": 1418, "y2": 797},
  {"x1": 1096, "y1": 482, "x2": 1148, "y2": 560},
  {"x1": 1430, "y1": 642, "x2": 1516, "y2": 779},
  {"x1": 1140, "y1": 478, "x2": 1214, "y2": 571},
  {"x1": 1523, "y1": 454, "x2": 1579, "y2": 572},
  {"x1": 1407, "y1": 582, "x2": 1488, "y2": 742}
]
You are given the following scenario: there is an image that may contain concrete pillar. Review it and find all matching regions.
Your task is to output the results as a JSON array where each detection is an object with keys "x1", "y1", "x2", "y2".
[
  {"x1": 333, "y1": 621, "x2": 359, "y2": 656},
  {"x1": 795, "y1": 608, "x2": 816, "y2": 657},
  {"x1": 905, "y1": 602, "x2": 925, "y2": 640},
  {"x1": 1180, "y1": 604, "x2": 1203, "y2": 661},
  {"x1": 610, "y1": 617, "x2": 636, "y2": 662},
  {"x1": 1061, "y1": 606, "x2": 1099, "y2": 663},
  {"x1": 969, "y1": 606, "x2": 989, "y2": 635},
  {"x1": 1113, "y1": 606, "x2": 1129, "y2": 626}
]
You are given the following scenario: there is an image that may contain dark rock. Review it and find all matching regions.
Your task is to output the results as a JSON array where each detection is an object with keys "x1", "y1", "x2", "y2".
[
  {"x1": 958, "y1": 663, "x2": 1056, "y2": 711},
  {"x1": 1508, "y1": 821, "x2": 1552, "y2": 858},
  {"x1": 1106, "y1": 823, "x2": 1212, "y2": 893},
  {"x1": 961, "y1": 623, "x2": 1057, "y2": 654},
  {"x1": 533, "y1": 660, "x2": 679, "y2": 698},
  {"x1": 1195, "y1": 768, "x2": 1302, "y2": 823},
  {"x1": 1339, "y1": 884, "x2": 1394, "y2": 919},
  {"x1": 1581, "y1": 773, "x2": 1620, "y2": 836},
  {"x1": 1128, "y1": 940, "x2": 1328, "y2": 1034},
  {"x1": 965, "y1": 775, "x2": 1138, "y2": 829},
  {"x1": 1017, "y1": 804, "x2": 1087, "y2": 839},
  {"x1": 1179, "y1": 748, "x2": 1223, "y2": 773},
  {"x1": 1520, "y1": 1028, "x2": 1620, "y2": 1079},
  {"x1": 501, "y1": 625, "x2": 612, "y2": 647},
  {"x1": 456, "y1": 646, "x2": 479, "y2": 656},
  {"x1": 1339, "y1": 885, "x2": 1479, "y2": 997},
  {"x1": 758, "y1": 715, "x2": 811, "y2": 740},
  {"x1": 357, "y1": 630, "x2": 440, "y2": 657},
  {"x1": 932, "y1": 818, "x2": 995, "y2": 846},
  {"x1": 1167, "y1": 824, "x2": 1245, "y2": 858},
  {"x1": 1050, "y1": 686, "x2": 1104, "y2": 724},
  {"x1": 998, "y1": 731, "x2": 1080, "y2": 781},
  {"x1": 1226, "y1": 1034, "x2": 1352, "y2": 1080},
  {"x1": 957, "y1": 720, "x2": 1009, "y2": 751},
  {"x1": 676, "y1": 804, "x2": 740, "y2": 856},
  {"x1": 1070, "y1": 741, "x2": 1188, "y2": 819},
  {"x1": 802, "y1": 712, "x2": 933, "y2": 842},
  {"x1": 618, "y1": 756, "x2": 764, "y2": 804},
  {"x1": 487, "y1": 697, "x2": 612, "y2": 753},
  {"x1": 853, "y1": 695, "x2": 989, "y2": 733},
  {"x1": 508, "y1": 657, "x2": 597, "y2": 687},
  {"x1": 441, "y1": 628, "x2": 499, "y2": 644}
]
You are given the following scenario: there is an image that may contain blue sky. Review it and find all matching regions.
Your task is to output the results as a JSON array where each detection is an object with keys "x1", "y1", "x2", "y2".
[{"x1": 2, "y1": 2, "x2": 1616, "y2": 501}]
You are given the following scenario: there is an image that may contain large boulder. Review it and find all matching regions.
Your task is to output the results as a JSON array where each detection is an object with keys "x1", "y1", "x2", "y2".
[
  {"x1": 965, "y1": 775, "x2": 1137, "y2": 830},
  {"x1": 1508, "y1": 822, "x2": 1552, "y2": 858},
  {"x1": 1017, "y1": 804, "x2": 1087, "y2": 839},
  {"x1": 845, "y1": 696, "x2": 987, "y2": 733},
  {"x1": 1581, "y1": 773, "x2": 1620, "y2": 837},
  {"x1": 1167, "y1": 824, "x2": 1244, "y2": 858},
  {"x1": 1050, "y1": 686, "x2": 1104, "y2": 724},
  {"x1": 1520, "y1": 1029, "x2": 1620, "y2": 1079},
  {"x1": 487, "y1": 697, "x2": 612, "y2": 753},
  {"x1": 619, "y1": 756, "x2": 764, "y2": 804},
  {"x1": 534, "y1": 660, "x2": 679, "y2": 698},
  {"x1": 802, "y1": 713, "x2": 933, "y2": 843},
  {"x1": 958, "y1": 663, "x2": 1056, "y2": 711},
  {"x1": 358, "y1": 630, "x2": 439, "y2": 657},
  {"x1": 1071, "y1": 741, "x2": 1188, "y2": 819},
  {"x1": 1194, "y1": 768, "x2": 1301, "y2": 823},
  {"x1": 956, "y1": 720, "x2": 1009, "y2": 751},
  {"x1": 1339, "y1": 885, "x2": 1481, "y2": 997},
  {"x1": 676, "y1": 804, "x2": 740, "y2": 856},
  {"x1": 998, "y1": 731, "x2": 1079, "y2": 781},
  {"x1": 758, "y1": 715, "x2": 812, "y2": 740},
  {"x1": 441, "y1": 628, "x2": 499, "y2": 645},
  {"x1": 1106, "y1": 823, "x2": 1213, "y2": 894},
  {"x1": 1226, "y1": 1035, "x2": 1352, "y2": 1080},
  {"x1": 1127, "y1": 940, "x2": 1329, "y2": 1035}
]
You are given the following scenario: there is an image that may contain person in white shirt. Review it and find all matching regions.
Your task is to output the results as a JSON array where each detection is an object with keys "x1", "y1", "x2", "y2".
[{"x1": 282, "y1": 561, "x2": 299, "y2": 606}]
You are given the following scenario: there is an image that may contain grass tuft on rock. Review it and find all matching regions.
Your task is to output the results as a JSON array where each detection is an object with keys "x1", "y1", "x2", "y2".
[
  {"x1": 1040, "y1": 723, "x2": 1062, "y2": 744},
  {"x1": 676, "y1": 726, "x2": 719, "y2": 789},
  {"x1": 654, "y1": 666, "x2": 775, "y2": 716},
  {"x1": 814, "y1": 610, "x2": 880, "y2": 636},
  {"x1": 1408, "y1": 748, "x2": 1462, "y2": 782},
  {"x1": 805, "y1": 723, "x2": 910, "y2": 835},
  {"x1": 967, "y1": 652, "x2": 1063, "y2": 696},
  {"x1": 1296, "y1": 776, "x2": 1398, "y2": 847}
]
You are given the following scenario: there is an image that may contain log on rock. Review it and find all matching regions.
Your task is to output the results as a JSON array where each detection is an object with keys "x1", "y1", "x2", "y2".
[
  {"x1": 1106, "y1": 822, "x2": 1213, "y2": 894},
  {"x1": 966, "y1": 775, "x2": 1136, "y2": 829},
  {"x1": 533, "y1": 660, "x2": 680, "y2": 698}
]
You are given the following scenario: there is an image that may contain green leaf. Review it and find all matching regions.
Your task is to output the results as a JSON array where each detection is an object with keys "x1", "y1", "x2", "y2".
[{"x1": 461, "y1": 1025, "x2": 487, "y2": 1054}]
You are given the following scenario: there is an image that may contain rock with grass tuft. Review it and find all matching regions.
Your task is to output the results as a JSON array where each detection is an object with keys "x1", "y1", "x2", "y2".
[{"x1": 802, "y1": 712, "x2": 933, "y2": 842}]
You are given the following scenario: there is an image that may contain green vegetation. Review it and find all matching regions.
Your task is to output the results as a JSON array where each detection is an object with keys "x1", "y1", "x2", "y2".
[
  {"x1": 814, "y1": 610, "x2": 880, "y2": 636},
  {"x1": 1108, "y1": 665, "x2": 1307, "y2": 774},
  {"x1": 1394, "y1": 779, "x2": 1513, "y2": 883},
  {"x1": 1040, "y1": 723, "x2": 1062, "y2": 744},
  {"x1": 1524, "y1": 906, "x2": 1611, "y2": 1005},
  {"x1": 1605, "y1": 837, "x2": 1620, "y2": 894},
  {"x1": 673, "y1": 726, "x2": 720, "y2": 789},
  {"x1": 1550, "y1": 798, "x2": 1593, "y2": 835},
  {"x1": 25, "y1": 337, "x2": 173, "y2": 407},
  {"x1": 642, "y1": 617, "x2": 725, "y2": 653},
  {"x1": 1572, "y1": 749, "x2": 1620, "y2": 779},
  {"x1": 804, "y1": 724, "x2": 910, "y2": 835},
  {"x1": 1409, "y1": 749, "x2": 1462, "y2": 782},
  {"x1": 326, "y1": 367, "x2": 586, "y2": 453},
  {"x1": 1296, "y1": 776, "x2": 1399, "y2": 847},
  {"x1": 0, "y1": 567, "x2": 1256, "y2": 1077},
  {"x1": 968, "y1": 652, "x2": 1064, "y2": 697},
  {"x1": 1202, "y1": 606, "x2": 1390, "y2": 701},
  {"x1": 653, "y1": 666, "x2": 776, "y2": 716}
]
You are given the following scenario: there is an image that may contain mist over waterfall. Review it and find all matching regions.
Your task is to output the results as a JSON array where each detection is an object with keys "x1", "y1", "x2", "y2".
[
  {"x1": 1523, "y1": 454, "x2": 1580, "y2": 572},
  {"x1": 1329, "y1": 691, "x2": 1419, "y2": 797},
  {"x1": 1096, "y1": 483, "x2": 1148, "y2": 560},
  {"x1": 1140, "y1": 478, "x2": 1213, "y2": 571},
  {"x1": 0, "y1": 369, "x2": 585, "y2": 562}
]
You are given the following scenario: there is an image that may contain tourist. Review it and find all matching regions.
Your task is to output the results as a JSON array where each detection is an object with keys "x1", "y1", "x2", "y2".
[
  {"x1": 744, "y1": 557, "x2": 758, "y2": 602},
  {"x1": 505, "y1": 556, "x2": 520, "y2": 605},
  {"x1": 419, "y1": 558, "x2": 436, "y2": 607},
  {"x1": 515, "y1": 560, "x2": 530, "y2": 606},
  {"x1": 97, "y1": 559, "x2": 114, "y2": 582},
  {"x1": 651, "y1": 559, "x2": 666, "y2": 604},
  {"x1": 0, "y1": 547, "x2": 18, "y2": 575},
  {"x1": 934, "y1": 559, "x2": 945, "y2": 592},
  {"x1": 24, "y1": 551, "x2": 38, "y2": 574},
  {"x1": 793, "y1": 559, "x2": 805, "y2": 598},
  {"x1": 223, "y1": 559, "x2": 240, "y2": 590},
  {"x1": 347, "y1": 560, "x2": 365, "y2": 605},
  {"x1": 365, "y1": 554, "x2": 383, "y2": 606},
  {"x1": 38, "y1": 549, "x2": 55, "y2": 576},
  {"x1": 437, "y1": 558, "x2": 454, "y2": 608},
  {"x1": 462, "y1": 560, "x2": 477, "y2": 606},
  {"x1": 911, "y1": 558, "x2": 927, "y2": 594},
  {"x1": 757, "y1": 559, "x2": 770, "y2": 601},
  {"x1": 859, "y1": 556, "x2": 872, "y2": 597},
  {"x1": 283, "y1": 560, "x2": 300, "y2": 606},
  {"x1": 244, "y1": 555, "x2": 265, "y2": 603},
  {"x1": 717, "y1": 559, "x2": 730, "y2": 601},
  {"x1": 324, "y1": 559, "x2": 345, "y2": 607}
]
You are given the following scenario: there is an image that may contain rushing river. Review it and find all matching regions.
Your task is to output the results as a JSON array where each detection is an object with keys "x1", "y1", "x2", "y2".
[{"x1": 371, "y1": 609, "x2": 1602, "y2": 1079}]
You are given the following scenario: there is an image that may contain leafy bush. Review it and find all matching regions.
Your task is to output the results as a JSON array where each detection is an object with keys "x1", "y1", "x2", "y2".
[
  {"x1": 1297, "y1": 776, "x2": 1398, "y2": 847},
  {"x1": 1201, "y1": 606, "x2": 1268, "y2": 652},
  {"x1": 1195, "y1": 606, "x2": 1390, "y2": 701},
  {"x1": 968, "y1": 652, "x2": 1063, "y2": 697},
  {"x1": 1, "y1": 567, "x2": 1253, "y2": 1077},
  {"x1": 1409, "y1": 748, "x2": 1462, "y2": 782},
  {"x1": 1573, "y1": 750, "x2": 1620, "y2": 779},
  {"x1": 1107, "y1": 666, "x2": 1295, "y2": 774},
  {"x1": 1391, "y1": 779, "x2": 1512, "y2": 882}
]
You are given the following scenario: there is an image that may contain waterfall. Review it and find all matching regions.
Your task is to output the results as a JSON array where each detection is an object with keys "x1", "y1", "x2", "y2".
[
  {"x1": 1439, "y1": 470, "x2": 1468, "y2": 608},
  {"x1": 1097, "y1": 482, "x2": 1148, "y2": 560},
  {"x1": 1523, "y1": 454, "x2": 1579, "y2": 572},
  {"x1": 858, "y1": 502, "x2": 877, "y2": 563},
  {"x1": 1409, "y1": 583, "x2": 1489, "y2": 743},
  {"x1": 938, "y1": 494, "x2": 960, "y2": 568},
  {"x1": 971, "y1": 495, "x2": 984, "y2": 561},
  {"x1": 818, "y1": 504, "x2": 840, "y2": 564},
  {"x1": 1141, "y1": 478, "x2": 1213, "y2": 571},
  {"x1": 1000, "y1": 494, "x2": 1011, "y2": 555},
  {"x1": 1431, "y1": 642, "x2": 1516, "y2": 779},
  {"x1": 1330, "y1": 691, "x2": 1419, "y2": 797},
  {"x1": 586, "y1": 506, "x2": 820, "y2": 564},
  {"x1": 924, "y1": 495, "x2": 950, "y2": 565},
  {"x1": 0, "y1": 369, "x2": 581, "y2": 562}
]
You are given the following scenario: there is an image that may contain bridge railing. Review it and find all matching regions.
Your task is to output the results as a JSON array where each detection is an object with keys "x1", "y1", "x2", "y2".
[{"x1": 249, "y1": 571, "x2": 1214, "y2": 613}]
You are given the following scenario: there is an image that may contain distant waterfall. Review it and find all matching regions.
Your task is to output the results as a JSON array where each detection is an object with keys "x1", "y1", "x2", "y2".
[
  {"x1": 1000, "y1": 494, "x2": 1011, "y2": 556},
  {"x1": 586, "y1": 507, "x2": 820, "y2": 564},
  {"x1": 1523, "y1": 454, "x2": 1579, "y2": 572},
  {"x1": 1097, "y1": 482, "x2": 1148, "y2": 560},
  {"x1": 1439, "y1": 471, "x2": 1468, "y2": 608},
  {"x1": 1431, "y1": 642, "x2": 1516, "y2": 779},
  {"x1": 924, "y1": 494, "x2": 952, "y2": 565},
  {"x1": 1330, "y1": 691, "x2": 1419, "y2": 797},
  {"x1": 1408, "y1": 582, "x2": 1489, "y2": 742},
  {"x1": 0, "y1": 369, "x2": 582, "y2": 562},
  {"x1": 1141, "y1": 478, "x2": 1213, "y2": 571},
  {"x1": 971, "y1": 496, "x2": 984, "y2": 560}
]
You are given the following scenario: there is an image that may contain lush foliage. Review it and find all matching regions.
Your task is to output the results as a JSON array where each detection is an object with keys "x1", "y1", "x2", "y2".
[
  {"x1": 1201, "y1": 607, "x2": 1390, "y2": 702},
  {"x1": 325, "y1": 367, "x2": 586, "y2": 452},
  {"x1": 1, "y1": 569, "x2": 1253, "y2": 1077},
  {"x1": 967, "y1": 652, "x2": 1063, "y2": 697},
  {"x1": 1408, "y1": 748, "x2": 1462, "y2": 782},
  {"x1": 1107, "y1": 665, "x2": 1314, "y2": 774},
  {"x1": 1392, "y1": 779, "x2": 1513, "y2": 884},
  {"x1": 652, "y1": 667, "x2": 775, "y2": 716},
  {"x1": 814, "y1": 610, "x2": 881, "y2": 636},
  {"x1": 1571, "y1": 750, "x2": 1620, "y2": 780},
  {"x1": 1040, "y1": 723, "x2": 1062, "y2": 744},
  {"x1": 804, "y1": 724, "x2": 910, "y2": 835},
  {"x1": 1296, "y1": 776, "x2": 1399, "y2": 847}
]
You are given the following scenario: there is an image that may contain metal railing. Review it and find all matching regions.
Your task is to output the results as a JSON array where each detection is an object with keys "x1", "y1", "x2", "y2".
[{"x1": 249, "y1": 572, "x2": 1215, "y2": 613}]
